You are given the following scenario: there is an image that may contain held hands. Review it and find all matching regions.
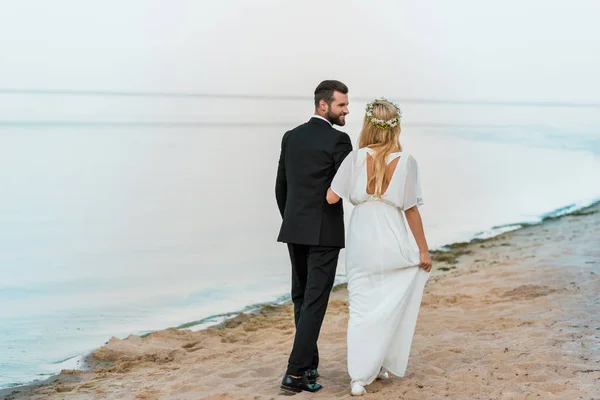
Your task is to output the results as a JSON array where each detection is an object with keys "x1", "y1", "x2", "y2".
[{"x1": 419, "y1": 252, "x2": 432, "y2": 272}]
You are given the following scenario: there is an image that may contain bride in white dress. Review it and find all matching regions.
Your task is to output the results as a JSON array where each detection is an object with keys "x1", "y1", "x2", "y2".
[{"x1": 326, "y1": 98, "x2": 432, "y2": 396}]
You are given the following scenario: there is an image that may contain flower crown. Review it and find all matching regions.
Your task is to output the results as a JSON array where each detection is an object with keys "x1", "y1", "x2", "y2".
[{"x1": 365, "y1": 97, "x2": 402, "y2": 129}]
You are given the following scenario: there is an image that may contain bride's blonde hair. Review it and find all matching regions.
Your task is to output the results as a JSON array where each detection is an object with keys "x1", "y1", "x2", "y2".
[{"x1": 357, "y1": 99, "x2": 402, "y2": 197}]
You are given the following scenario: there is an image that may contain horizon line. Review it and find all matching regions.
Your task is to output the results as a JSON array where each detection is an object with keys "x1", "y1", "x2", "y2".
[
  {"x1": 1, "y1": 89, "x2": 600, "y2": 109},
  {"x1": 0, "y1": 121, "x2": 580, "y2": 129}
]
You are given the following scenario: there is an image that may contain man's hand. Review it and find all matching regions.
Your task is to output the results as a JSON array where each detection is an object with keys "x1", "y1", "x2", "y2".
[{"x1": 419, "y1": 252, "x2": 432, "y2": 272}]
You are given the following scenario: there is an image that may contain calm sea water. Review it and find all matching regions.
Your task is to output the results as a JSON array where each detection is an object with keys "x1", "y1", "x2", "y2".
[{"x1": 1, "y1": 95, "x2": 599, "y2": 388}]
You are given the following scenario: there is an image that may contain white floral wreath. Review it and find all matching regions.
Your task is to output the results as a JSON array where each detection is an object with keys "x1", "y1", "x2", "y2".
[{"x1": 365, "y1": 97, "x2": 402, "y2": 129}]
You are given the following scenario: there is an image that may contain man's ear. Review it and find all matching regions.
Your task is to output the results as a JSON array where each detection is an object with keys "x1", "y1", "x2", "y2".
[{"x1": 319, "y1": 99, "x2": 328, "y2": 112}]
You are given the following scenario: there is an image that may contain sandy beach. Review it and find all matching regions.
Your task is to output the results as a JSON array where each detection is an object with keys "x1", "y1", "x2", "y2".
[{"x1": 2, "y1": 203, "x2": 599, "y2": 400}]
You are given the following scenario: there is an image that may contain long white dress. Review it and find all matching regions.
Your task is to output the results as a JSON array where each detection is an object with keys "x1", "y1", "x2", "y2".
[{"x1": 331, "y1": 147, "x2": 430, "y2": 387}]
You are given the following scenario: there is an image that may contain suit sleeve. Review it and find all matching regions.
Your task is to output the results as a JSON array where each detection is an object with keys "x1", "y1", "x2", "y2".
[
  {"x1": 275, "y1": 133, "x2": 288, "y2": 217},
  {"x1": 332, "y1": 132, "x2": 353, "y2": 172}
]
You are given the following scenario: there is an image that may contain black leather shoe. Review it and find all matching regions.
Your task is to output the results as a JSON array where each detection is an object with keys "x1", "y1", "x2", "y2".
[
  {"x1": 280, "y1": 373, "x2": 322, "y2": 393},
  {"x1": 305, "y1": 369, "x2": 320, "y2": 384}
]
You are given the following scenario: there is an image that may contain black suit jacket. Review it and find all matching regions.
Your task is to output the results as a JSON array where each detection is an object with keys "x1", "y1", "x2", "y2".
[{"x1": 275, "y1": 117, "x2": 353, "y2": 247}]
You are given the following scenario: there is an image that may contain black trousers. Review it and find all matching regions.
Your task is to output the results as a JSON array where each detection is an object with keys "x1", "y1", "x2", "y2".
[{"x1": 286, "y1": 243, "x2": 340, "y2": 376}]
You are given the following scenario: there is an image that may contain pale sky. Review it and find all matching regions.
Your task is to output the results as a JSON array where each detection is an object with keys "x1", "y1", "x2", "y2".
[{"x1": 1, "y1": 0, "x2": 599, "y2": 102}]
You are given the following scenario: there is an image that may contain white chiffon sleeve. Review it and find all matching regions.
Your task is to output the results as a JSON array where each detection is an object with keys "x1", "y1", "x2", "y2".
[
  {"x1": 330, "y1": 150, "x2": 356, "y2": 202},
  {"x1": 402, "y1": 155, "x2": 424, "y2": 210}
]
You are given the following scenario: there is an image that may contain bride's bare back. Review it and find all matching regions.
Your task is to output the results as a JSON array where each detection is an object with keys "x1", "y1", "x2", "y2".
[{"x1": 365, "y1": 152, "x2": 400, "y2": 196}]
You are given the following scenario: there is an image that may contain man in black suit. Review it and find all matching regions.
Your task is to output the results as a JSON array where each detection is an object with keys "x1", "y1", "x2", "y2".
[{"x1": 276, "y1": 80, "x2": 353, "y2": 393}]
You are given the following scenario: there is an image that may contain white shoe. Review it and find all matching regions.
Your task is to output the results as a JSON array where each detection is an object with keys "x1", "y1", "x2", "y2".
[
  {"x1": 351, "y1": 383, "x2": 367, "y2": 396},
  {"x1": 377, "y1": 368, "x2": 390, "y2": 380}
]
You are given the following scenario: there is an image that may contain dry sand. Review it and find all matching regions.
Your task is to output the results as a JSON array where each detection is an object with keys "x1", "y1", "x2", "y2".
[{"x1": 2, "y1": 203, "x2": 599, "y2": 400}]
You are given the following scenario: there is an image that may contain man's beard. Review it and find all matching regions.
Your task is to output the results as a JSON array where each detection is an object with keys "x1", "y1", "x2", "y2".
[{"x1": 326, "y1": 110, "x2": 346, "y2": 126}]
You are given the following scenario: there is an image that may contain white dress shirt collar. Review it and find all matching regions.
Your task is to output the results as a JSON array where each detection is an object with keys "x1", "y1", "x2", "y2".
[{"x1": 311, "y1": 114, "x2": 333, "y2": 126}]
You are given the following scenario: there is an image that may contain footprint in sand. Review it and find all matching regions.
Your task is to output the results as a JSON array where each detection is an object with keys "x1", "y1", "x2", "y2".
[
  {"x1": 135, "y1": 390, "x2": 160, "y2": 400},
  {"x1": 500, "y1": 285, "x2": 558, "y2": 300},
  {"x1": 234, "y1": 380, "x2": 256, "y2": 388},
  {"x1": 250, "y1": 366, "x2": 273, "y2": 377},
  {"x1": 219, "y1": 370, "x2": 249, "y2": 379},
  {"x1": 220, "y1": 335, "x2": 239, "y2": 344},
  {"x1": 182, "y1": 342, "x2": 203, "y2": 352}
]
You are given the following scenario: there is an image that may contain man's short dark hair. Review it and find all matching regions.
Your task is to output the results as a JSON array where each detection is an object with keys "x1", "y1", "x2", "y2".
[{"x1": 314, "y1": 80, "x2": 348, "y2": 108}]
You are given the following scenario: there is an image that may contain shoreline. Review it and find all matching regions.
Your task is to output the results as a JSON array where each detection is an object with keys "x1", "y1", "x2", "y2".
[{"x1": 2, "y1": 200, "x2": 599, "y2": 399}]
